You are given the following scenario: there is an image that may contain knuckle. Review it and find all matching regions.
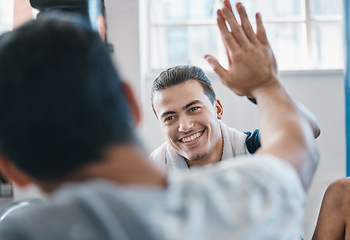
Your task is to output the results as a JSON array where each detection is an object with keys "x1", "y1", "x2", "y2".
[
  {"x1": 259, "y1": 28, "x2": 266, "y2": 35},
  {"x1": 212, "y1": 65, "x2": 219, "y2": 72},
  {"x1": 223, "y1": 32, "x2": 231, "y2": 41}
]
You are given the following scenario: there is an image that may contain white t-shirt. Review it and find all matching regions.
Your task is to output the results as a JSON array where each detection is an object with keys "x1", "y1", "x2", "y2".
[{"x1": 0, "y1": 155, "x2": 304, "y2": 240}]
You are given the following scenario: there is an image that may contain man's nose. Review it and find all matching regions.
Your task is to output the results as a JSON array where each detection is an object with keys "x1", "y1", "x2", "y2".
[{"x1": 178, "y1": 117, "x2": 194, "y2": 132}]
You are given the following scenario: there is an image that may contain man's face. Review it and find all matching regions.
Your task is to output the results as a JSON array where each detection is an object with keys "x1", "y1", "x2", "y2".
[{"x1": 152, "y1": 79, "x2": 223, "y2": 162}]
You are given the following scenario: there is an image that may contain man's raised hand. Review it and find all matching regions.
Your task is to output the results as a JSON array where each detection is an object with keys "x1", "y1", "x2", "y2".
[{"x1": 205, "y1": 2, "x2": 278, "y2": 98}]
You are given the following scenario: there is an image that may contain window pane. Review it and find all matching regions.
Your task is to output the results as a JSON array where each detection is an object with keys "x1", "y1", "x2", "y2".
[
  {"x1": 147, "y1": 0, "x2": 344, "y2": 71},
  {"x1": 0, "y1": 0, "x2": 14, "y2": 34},
  {"x1": 240, "y1": 0, "x2": 303, "y2": 21},
  {"x1": 265, "y1": 23, "x2": 308, "y2": 70},
  {"x1": 150, "y1": 0, "x2": 219, "y2": 24},
  {"x1": 310, "y1": 0, "x2": 343, "y2": 19},
  {"x1": 312, "y1": 22, "x2": 344, "y2": 69},
  {"x1": 150, "y1": 26, "x2": 221, "y2": 70}
]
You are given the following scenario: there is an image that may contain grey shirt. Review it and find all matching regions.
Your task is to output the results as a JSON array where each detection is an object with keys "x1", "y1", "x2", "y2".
[{"x1": 0, "y1": 155, "x2": 304, "y2": 240}]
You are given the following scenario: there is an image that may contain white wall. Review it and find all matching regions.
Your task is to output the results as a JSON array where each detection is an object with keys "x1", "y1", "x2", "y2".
[{"x1": 281, "y1": 71, "x2": 346, "y2": 239}]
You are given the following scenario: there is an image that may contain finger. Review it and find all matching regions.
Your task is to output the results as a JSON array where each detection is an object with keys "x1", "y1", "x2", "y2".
[
  {"x1": 237, "y1": 3, "x2": 258, "y2": 44},
  {"x1": 256, "y1": 12, "x2": 268, "y2": 44},
  {"x1": 204, "y1": 55, "x2": 228, "y2": 81},
  {"x1": 226, "y1": 48, "x2": 232, "y2": 68},
  {"x1": 217, "y1": 9, "x2": 239, "y2": 51},
  {"x1": 223, "y1": 0, "x2": 233, "y2": 13},
  {"x1": 218, "y1": 10, "x2": 235, "y2": 65},
  {"x1": 221, "y1": 7, "x2": 250, "y2": 48}
]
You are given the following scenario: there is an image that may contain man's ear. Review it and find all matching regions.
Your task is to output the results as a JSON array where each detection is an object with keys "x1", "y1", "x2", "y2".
[
  {"x1": 122, "y1": 81, "x2": 141, "y2": 125},
  {"x1": 96, "y1": 14, "x2": 106, "y2": 42},
  {"x1": 215, "y1": 99, "x2": 223, "y2": 120},
  {"x1": 0, "y1": 154, "x2": 31, "y2": 187}
]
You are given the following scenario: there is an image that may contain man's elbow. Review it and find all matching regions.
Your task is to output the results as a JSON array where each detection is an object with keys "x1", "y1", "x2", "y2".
[
  {"x1": 313, "y1": 124, "x2": 321, "y2": 139},
  {"x1": 299, "y1": 138, "x2": 319, "y2": 191}
]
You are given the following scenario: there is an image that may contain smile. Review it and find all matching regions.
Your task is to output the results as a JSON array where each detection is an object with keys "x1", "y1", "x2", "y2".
[{"x1": 179, "y1": 131, "x2": 204, "y2": 143}]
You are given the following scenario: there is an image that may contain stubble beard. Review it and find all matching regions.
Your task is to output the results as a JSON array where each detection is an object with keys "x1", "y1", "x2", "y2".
[{"x1": 186, "y1": 152, "x2": 207, "y2": 162}]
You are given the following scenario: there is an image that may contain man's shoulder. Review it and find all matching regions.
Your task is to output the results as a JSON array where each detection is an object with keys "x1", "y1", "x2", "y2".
[
  {"x1": 0, "y1": 181, "x2": 161, "y2": 240},
  {"x1": 223, "y1": 120, "x2": 261, "y2": 154},
  {"x1": 165, "y1": 155, "x2": 305, "y2": 239},
  {"x1": 149, "y1": 142, "x2": 168, "y2": 163},
  {"x1": 220, "y1": 121, "x2": 249, "y2": 142},
  {"x1": 219, "y1": 121, "x2": 261, "y2": 155}
]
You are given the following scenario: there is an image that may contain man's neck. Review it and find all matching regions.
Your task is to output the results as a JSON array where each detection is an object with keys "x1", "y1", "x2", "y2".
[{"x1": 39, "y1": 144, "x2": 168, "y2": 193}]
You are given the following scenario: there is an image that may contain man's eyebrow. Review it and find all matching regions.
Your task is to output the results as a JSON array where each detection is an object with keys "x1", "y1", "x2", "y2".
[
  {"x1": 183, "y1": 100, "x2": 202, "y2": 110},
  {"x1": 160, "y1": 100, "x2": 202, "y2": 119}
]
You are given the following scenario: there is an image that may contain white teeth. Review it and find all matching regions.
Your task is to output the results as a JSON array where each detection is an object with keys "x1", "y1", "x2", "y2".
[{"x1": 181, "y1": 132, "x2": 202, "y2": 143}]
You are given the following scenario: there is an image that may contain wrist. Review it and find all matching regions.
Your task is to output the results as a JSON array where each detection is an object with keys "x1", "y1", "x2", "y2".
[{"x1": 251, "y1": 78, "x2": 283, "y2": 100}]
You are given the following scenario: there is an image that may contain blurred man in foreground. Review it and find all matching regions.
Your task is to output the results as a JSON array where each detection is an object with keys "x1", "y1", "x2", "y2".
[{"x1": 0, "y1": 1, "x2": 318, "y2": 239}]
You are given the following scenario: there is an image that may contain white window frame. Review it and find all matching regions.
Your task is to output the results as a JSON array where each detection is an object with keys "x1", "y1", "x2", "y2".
[
  {"x1": 0, "y1": 0, "x2": 14, "y2": 34},
  {"x1": 143, "y1": 0, "x2": 344, "y2": 75}
]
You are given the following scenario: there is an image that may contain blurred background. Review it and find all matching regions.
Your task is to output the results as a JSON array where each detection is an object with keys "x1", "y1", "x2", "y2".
[{"x1": 0, "y1": 0, "x2": 346, "y2": 239}]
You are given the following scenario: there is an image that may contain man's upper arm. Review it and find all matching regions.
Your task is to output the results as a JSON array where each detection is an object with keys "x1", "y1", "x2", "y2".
[{"x1": 172, "y1": 155, "x2": 305, "y2": 239}]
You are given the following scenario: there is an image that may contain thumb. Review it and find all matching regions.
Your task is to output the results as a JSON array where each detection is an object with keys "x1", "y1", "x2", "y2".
[{"x1": 204, "y1": 55, "x2": 227, "y2": 80}]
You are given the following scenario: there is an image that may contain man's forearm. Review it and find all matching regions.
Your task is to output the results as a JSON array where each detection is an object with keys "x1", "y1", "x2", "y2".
[
  {"x1": 294, "y1": 100, "x2": 321, "y2": 138},
  {"x1": 248, "y1": 96, "x2": 320, "y2": 138},
  {"x1": 253, "y1": 82, "x2": 318, "y2": 190}
]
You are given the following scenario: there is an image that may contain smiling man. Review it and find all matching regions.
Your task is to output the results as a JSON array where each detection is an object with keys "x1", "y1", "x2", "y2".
[
  {"x1": 150, "y1": 65, "x2": 261, "y2": 169},
  {"x1": 150, "y1": 65, "x2": 320, "y2": 170}
]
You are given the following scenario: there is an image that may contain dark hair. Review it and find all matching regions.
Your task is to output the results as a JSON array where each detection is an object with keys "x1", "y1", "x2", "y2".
[
  {"x1": 151, "y1": 65, "x2": 216, "y2": 115},
  {"x1": 0, "y1": 14, "x2": 135, "y2": 180}
]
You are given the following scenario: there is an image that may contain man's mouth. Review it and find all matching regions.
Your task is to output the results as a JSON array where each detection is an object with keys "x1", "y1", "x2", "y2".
[{"x1": 179, "y1": 131, "x2": 204, "y2": 143}]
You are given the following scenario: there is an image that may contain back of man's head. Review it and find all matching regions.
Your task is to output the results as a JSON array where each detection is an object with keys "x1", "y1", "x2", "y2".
[
  {"x1": 151, "y1": 65, "x2": 216, "y2": 114},
  {"x1": 0, "y1": 14, "x2": 134, "y2": 181}
]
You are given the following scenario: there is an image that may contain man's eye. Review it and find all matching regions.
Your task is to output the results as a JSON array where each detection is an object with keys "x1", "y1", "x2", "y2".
[
  {"x1": 164, "y1": 116, "x2": 175, "y2": 122},
  {"x1": 189, "y1": 107, "x2": 200, "y2": 112}
]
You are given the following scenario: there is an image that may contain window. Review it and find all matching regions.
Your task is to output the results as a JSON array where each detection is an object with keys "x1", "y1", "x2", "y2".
[
  {"x1": 147, "y1": 0, "x2": 344, "y2": 71},
  {"x1": 0, "y1": 0, "x2": 14, "y2": 34}
]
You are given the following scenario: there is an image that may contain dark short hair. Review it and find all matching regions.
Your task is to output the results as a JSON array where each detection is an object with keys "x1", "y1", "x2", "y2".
[
  {"x1": 0, "y1": 14, "x2": 135, "y2": 180},
  {"x1": 151, "y1": 65, "x2": 216, "y2": 115}
]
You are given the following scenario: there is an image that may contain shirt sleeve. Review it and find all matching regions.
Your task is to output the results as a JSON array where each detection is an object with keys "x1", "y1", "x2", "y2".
[
  {"x1": 244, "y1": 129, "x2": 261, "y2": 154},
  {"x1": 166, "y1": 154, "x2": 305, "y2": 240}
]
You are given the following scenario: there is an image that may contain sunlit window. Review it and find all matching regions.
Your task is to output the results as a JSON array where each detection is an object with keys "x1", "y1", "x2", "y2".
[
  {"x1": 0, "y1": 0, "x2": 14, "y2": 34},
  {"x1": 147, "y1": 0, "x2": 344, "y2": 71}
]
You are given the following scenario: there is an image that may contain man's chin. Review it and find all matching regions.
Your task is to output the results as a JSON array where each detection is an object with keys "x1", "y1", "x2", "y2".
[{"x1": 185, "y1": 153, "x2": 207, "y2": 162}]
